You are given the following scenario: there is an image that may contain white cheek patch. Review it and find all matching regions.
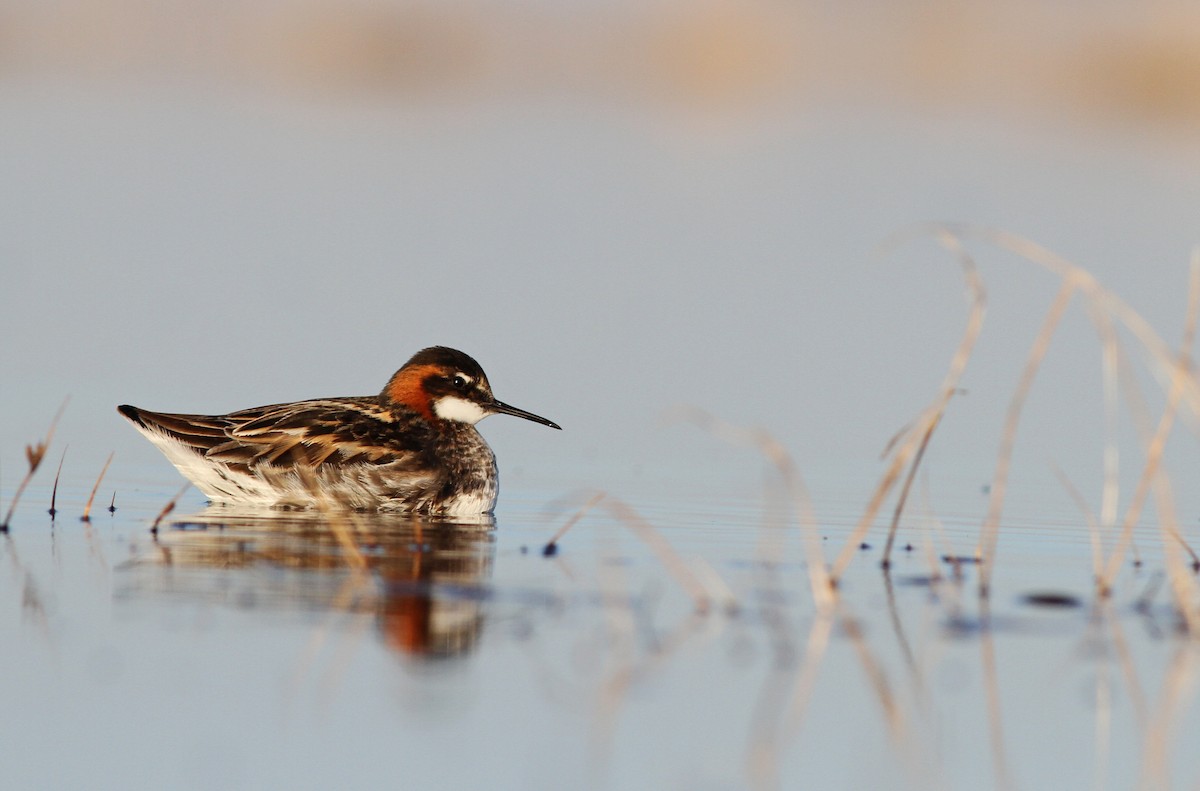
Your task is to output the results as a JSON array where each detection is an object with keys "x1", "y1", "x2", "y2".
[{"x1": 433, "y1": 396, "x2": 488, "y2": 424}]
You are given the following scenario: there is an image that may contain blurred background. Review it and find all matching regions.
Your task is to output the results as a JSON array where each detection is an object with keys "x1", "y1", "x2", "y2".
[{"x1": 3, "y1": 0, "x2": 1200, "y2": 517}]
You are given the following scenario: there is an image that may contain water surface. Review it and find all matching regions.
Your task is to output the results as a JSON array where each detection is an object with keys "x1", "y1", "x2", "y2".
[{"x1": 2, "y1": 468, "x2": 1196, "y2": 790}]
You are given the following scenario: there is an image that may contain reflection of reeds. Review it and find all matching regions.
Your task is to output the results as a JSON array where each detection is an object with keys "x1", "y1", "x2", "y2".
[
  {"x1": 1140, "y1": 643, "x2": 1200, "y2": 790},
  {"x1": 1, "y1": 400, "x2": 67, "y2": 531},
  {"x1": 79, "y1": 452, "x2": 113, "y2": 523},
  {"x1": 979, "y1": 599, "x2": 1015, "y2": 790}
]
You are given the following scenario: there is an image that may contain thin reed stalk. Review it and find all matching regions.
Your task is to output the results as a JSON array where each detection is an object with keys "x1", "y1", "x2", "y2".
[
  {"x1": 1091, "y1": 304, "x2": 1122, "y2": 538},
  {"x1": 48, "y1": 447, "x2": 67, "y2": 519},
  {"x1": 603, "y1": 496, "x2": 712, "y2": 614},
  {"x1": 1144, "y1": 259, "x2": 1200, "y2": 630},
  {"x1": 831, "y1": 232, "x2": 986, "y2": 584},
  {"x1": 1097, "y1": 259, "x2": 1200, "y2": 604},
  {"x1": 675, "y1": 407, "x2": 832, "y2": 607},
  {"x1": 948, "y1": 226, "x2": 1200, "y2": 433},
  {"x1": 150, "y1": 482, "x2": 192, "y2": 534},
  {"x1": 1, "y1": 399, "x2": 67, "y2": 530},
  {"x1": 80, "y1": 452, "x2": 114, "y2": 522},
  {"x1": 976, "y1": 277, "x2": 1077, "y2": 596},
  {"x1": 881, "y1": 409, "x2": 943, "y2": 569},
  {"x1": 542, "y1": 491, "x2": 605, "y2": 556},
  {"x1": 1084, "y1": 305, "x2": 1151, "y2": 566},
  {"x1": 1050, "y1": 463, "x2": 1105, "y2": 584}
]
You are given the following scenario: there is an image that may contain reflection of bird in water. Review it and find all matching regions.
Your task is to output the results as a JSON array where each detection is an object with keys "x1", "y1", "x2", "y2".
[
  {"x1": 118, "y1": 346, "x2": 560, "y2": 515},
  {"x1": 124, "y1": 510, "x2": 495, "y2": 660}
]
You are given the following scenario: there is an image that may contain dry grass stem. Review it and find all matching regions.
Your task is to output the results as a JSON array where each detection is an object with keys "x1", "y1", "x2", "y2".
[
  {"x1": 881, "y1": 409, "x2": 943, "y2": 569},
  {"x1": 1, "y1": 399, "x2": 68, "y2": 530},
  {"x1": 542, "y1": 491, "x2": 605, "y2": 556},
  {"x1": 604, "y1": 496, "x2": 712, "y2": 614},
  {"x1": 832, "y1": 233, "x2": 986, "y2": 585},
  {"x1": 1145, "y1": 259, "x2": 1200, "y2": 629},
  {"x1": 675, "y1": 406, "x2": 831, "y2": 606},
  {"x1": 1091, "y1": 309, "x2": 1156, "y2": 566},
  {"x1": 1088, "y1": 303, "x2": 1122, "y2": 536},
  {"x1": 1098, "y1": 259, "x2": 1200, "y2": 611},
  {"x1": 150, "y1": 482, "x2": 192, "y2": 533},
  {"x1": 977, "y1": 277, "x2": 1077, "y2": 596},
  {"x1": 691, "y1": 555, "x2": 740, "y2": 614},
  {"x1": 80, "y1": 452, "x2": 114, "y2": 523},
  {"x1": 48, "y1": 446, "x2": 67, "y2": 519},
  {"x1": 297, "y1": 466, "x2": 369, "y2": 572},
  {"x1": 947, "y1": 226, "x2": 1200, "y2": 431},
  {"x1": 917, "y1": 472, "x2": 947, "y2": 584},
  {"x1": 1049, "y1": 463, "x2": 1105, "y2": 583}
]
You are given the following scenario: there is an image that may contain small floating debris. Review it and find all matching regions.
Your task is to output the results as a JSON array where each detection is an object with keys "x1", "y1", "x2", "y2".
[
  {"x1": 941, "y1": 555, "x2": 982, "y2": 564},
  {"x1": 898, "y1": 574, "x2": 941, "y2": 587},
  {"x1": 1021, "y1": 591, "x2": 1083, "y2": 609}
]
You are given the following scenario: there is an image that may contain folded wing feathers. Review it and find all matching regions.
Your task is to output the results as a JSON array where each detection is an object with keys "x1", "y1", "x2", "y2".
[{"x1": 134, "y1": 399, "x2": 412, "y2": 470}]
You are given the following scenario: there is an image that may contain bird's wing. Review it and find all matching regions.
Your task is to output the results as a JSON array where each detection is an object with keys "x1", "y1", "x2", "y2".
[{"x1": 122, "y1": 398, "x2": 432, "y2": 471}]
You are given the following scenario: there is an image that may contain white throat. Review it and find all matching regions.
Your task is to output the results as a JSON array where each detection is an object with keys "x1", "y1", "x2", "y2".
[{"x1": 433, "y1": 396, "x2": 488, "y2": 425}]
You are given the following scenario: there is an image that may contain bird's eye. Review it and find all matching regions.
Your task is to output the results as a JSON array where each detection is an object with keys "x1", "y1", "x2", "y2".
[{"x1": 452, "y1": 375, "x2": 468, "y2": 390}]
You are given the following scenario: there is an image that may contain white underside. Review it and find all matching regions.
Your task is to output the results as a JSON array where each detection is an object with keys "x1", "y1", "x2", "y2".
[{"x1": 130, "y1": 423, "x2": 497, "y2": 516}]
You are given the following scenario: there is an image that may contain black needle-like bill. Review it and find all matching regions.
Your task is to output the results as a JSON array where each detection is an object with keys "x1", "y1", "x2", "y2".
[{"x1": 490, "y1": 400, "x2": 561, "y2": 430}]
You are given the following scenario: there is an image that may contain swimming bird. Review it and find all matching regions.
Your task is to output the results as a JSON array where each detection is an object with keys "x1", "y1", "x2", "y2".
[{"x1": 117, "y1": 347, "x2": 560, "y2": 515}]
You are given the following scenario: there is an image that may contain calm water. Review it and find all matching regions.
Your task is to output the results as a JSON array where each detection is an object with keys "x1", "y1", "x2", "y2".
[
  {"x1": 2, "y1": 463, "x2": 1196, "y2": 791},
  {"x1": 6, "y1": 8, "x2": 1200, "y2": 787}
]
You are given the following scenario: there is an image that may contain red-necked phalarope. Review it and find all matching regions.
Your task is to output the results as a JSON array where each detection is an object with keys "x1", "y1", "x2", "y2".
[{"x1": 118, "y1": 346, "x2": 560, "y2": 515}]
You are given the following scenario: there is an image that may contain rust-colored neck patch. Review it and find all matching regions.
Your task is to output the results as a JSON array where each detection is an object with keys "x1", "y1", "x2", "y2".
[{"x1": 384, "y1": 364, "x2": 440, "y2": 420}]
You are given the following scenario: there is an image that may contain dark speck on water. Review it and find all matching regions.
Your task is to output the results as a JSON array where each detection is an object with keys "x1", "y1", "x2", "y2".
[{"x1": 1022, "y1": 592, "x2": 1083, "y2": 609}]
